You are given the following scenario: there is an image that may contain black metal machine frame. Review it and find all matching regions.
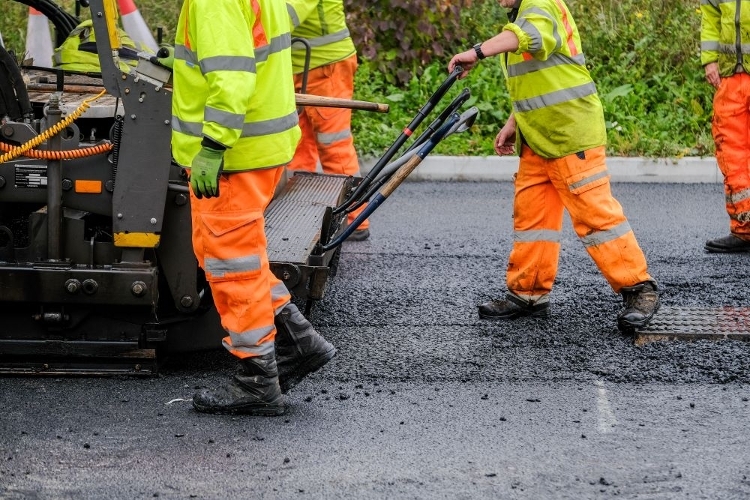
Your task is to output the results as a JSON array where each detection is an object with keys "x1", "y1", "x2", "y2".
[
  {"x1": 0, "y1": 0, "x2": 349, "y2": 374},
  {"x1": 0, "y1": 0, "x2": 476, "y2": 375}
]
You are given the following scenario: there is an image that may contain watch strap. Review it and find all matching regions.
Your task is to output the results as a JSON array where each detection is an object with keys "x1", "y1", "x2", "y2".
[{"x1": 473, "y1": 43, "x2": 486, "y2": 60}]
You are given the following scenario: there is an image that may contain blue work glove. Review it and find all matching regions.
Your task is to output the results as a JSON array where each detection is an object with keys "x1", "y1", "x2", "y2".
[
  {"x1": 189, "y1": 146, "x2": 225, "y2": 199},
  {"x1": 155, "y1": 46, "x2": 174, "y2": 69}
]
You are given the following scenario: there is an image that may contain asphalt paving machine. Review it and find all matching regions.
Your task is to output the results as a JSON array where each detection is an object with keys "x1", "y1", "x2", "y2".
[{"x1": 0, "y1": 0, "x2": 477, "y2": 375}]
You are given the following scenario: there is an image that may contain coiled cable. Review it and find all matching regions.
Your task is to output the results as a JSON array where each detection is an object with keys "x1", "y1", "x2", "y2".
[
  {"x1": 0, "y1": 140, "x2": 112, "y2": 159},
  {"x1": 0, "y1": 89, "x2": 107, "y2": 164}
]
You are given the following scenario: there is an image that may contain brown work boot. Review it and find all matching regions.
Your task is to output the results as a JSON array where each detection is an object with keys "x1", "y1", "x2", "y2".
[
  {"x1": 704, "y1": 234, "x2": 750, "y2": 253},
  {"x1": 274, "y1": 303, "x2": 337, "y2": 393},
  {"x1": 617, "y1": 281, "x2": 660, "y2": 332},
  {"x1": 478, "y1": 293, "x2": 550, "y2": 320},
  {"x1": 193, "y1": 353, "x2": 285, "y2": 415}
]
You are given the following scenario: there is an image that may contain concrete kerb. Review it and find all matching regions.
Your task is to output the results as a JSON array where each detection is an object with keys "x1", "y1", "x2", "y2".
[{"x1": 360, "y1": 156, "x2": 723, "y2": 184}]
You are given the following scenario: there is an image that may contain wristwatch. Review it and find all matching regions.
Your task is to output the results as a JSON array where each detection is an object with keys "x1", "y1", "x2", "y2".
[{"x1": 473, "y1": 42, "x2": 486, "y2": 60}]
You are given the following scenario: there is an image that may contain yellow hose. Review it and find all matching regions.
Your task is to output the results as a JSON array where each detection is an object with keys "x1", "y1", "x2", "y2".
[{"x1": 0, "y1": 89, "x2": 107, "y2": 164}]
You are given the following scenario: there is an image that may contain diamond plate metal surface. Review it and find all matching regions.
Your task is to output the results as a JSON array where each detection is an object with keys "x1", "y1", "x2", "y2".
[
  {"x1": 634, "y1": 306, "x2": 750, "y2": 345},
  {"x1": 265, "y1": 172, "x2": 348, "y2": 264}
]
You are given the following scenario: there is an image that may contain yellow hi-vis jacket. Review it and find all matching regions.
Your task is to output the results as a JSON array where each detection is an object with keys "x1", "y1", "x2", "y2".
[
  {"x1": 52, "y1": 20, "x2": 145, "y2": 74},
  {"x1": 501, "y1": 0, "x2": 606, "y2": 159},
  {"x1": 701, "y1": 0, "x2": 750, "y2": 77},
  {"x1": 171, "y1": 0, "x2": 301, "y2": 172},
  {"x1": 286, "y1": 0, "x2": 356, "y2": 73}
]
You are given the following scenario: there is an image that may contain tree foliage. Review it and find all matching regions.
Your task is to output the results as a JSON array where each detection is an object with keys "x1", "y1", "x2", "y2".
[
  {"x1": 344, "y1": 0, "x2": 476, "y2": 84},
  {"x1": 0, "y1": 0, "x2": 715, "y2": 157}
]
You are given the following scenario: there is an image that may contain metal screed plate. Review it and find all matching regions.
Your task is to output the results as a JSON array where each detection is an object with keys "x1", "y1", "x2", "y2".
[{"x1": 634, "y1": 306, "x2": 750, "y2": 346}]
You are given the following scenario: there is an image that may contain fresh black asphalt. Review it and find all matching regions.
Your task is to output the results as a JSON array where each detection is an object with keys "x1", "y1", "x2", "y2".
[{"x1": 2, "y1": 181, "x2": 749, "y2": 499}]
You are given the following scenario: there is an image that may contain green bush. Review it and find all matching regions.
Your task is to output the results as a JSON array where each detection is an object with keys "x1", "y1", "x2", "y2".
[
  {"x1": 0, "y1": 0, "x2": 715, "y2": 159},
  {"x1": 352, "y1": 60, "x2": 509, "y2": 159},
  {"x1": 344, "y1": 0, "x2": 486, "y2": 85},
  {"x1": 352, "y1": 0, "x2": 714, "y2": 159},
  {"x1": 575, "y1": 0, "x2": 712, "y2": 157}
]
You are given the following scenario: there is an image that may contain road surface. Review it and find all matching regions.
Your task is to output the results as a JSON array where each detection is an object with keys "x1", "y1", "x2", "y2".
[{"x1": 2, "y1": 181, "x2": 749, "y2": 499}]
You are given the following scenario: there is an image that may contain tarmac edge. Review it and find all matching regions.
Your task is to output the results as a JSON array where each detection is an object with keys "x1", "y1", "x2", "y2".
[{"x1": 361, "y1": 156, "x2": 722, "y2": 183}]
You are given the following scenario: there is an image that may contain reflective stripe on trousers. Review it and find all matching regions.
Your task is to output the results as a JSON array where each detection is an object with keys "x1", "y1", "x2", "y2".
[
  {"x1": 190, "y1": 167, "x2": 292, "y2": 358},
  {"x1": 507, "y1": 145, "x2": 652, "y2": 297},
  {"x1": 289, "y1": 54, "x2": 368, "y2": 229},
  {"x1": 712, "y1": 73, "x2": 750, "y2": 235}
]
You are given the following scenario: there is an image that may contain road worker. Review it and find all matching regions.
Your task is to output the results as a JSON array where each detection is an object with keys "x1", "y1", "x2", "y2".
[
  {"x1": 285, "y1": 0, "x2": 370, "y2": 241},
  {"x1": 701, "y1": 0, "x2": 750, "y2": 253},
  {"x1": 171, "y1": 0, "x2": 337, "y2": 415},
  {"x1": 448, "y1": 0, "x2": 660, "y2": 332},
  {"x1": 53, "y1": 19, "x2": 144, "y2": 73}
]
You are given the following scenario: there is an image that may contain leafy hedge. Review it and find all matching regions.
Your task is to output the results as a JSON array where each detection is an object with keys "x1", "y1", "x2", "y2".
[
  {"x1": 351, "y1": 0, "x2": 714, "y2": 159},
  {"x1": 0, "y1": 0, "x2": 715, "y2": 158},
  {"x1": 342, "y1": 1, "x2": 511, "y2": 84},
  {"x1": 344, "y1": 0, "x2": 470, "y2": 84},
  {"x1": 577, "y1": 0, "x2": 712, "y2": 157}
]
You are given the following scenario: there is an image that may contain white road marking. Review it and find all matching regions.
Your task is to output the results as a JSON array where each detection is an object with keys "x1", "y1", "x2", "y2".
[{"x1": 595, "y1": 380, "x2": 618, "y2": 433}]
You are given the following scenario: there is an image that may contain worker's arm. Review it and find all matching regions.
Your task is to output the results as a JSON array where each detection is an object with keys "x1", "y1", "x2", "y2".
[
  {"x1": 700, "y1": 2, "x2": 722, "y2": 88},
  {"x1": 501, "y1": 9, "x2": 560, "y2": 61},
  {"x1": 494, "y1": 114, "x2": 516, "y2": 156},
  {"x1": 699, "y1": 2, "x2": 721, "y2": 68},
  {"x1": 449, "y1": 5, "x2": 563, "y2": 79},
  {"x1": 448, "y1": 30, "x2": 519, "y2": 78},
  {"x1": 191, "y1": 0, "x2": 256, "y2": 150},
  {"x1": 286, "y1": 0, "x2": 319, "y2": 28},
  {"x1": 187, "y1": 0, "x2": 258, "y2": 198}
]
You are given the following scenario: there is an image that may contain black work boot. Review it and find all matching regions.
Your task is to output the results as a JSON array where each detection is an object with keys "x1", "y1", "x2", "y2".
[
  {"x1": 193, "y1": 353, "x2": 285, "y2": 415},
  {"x1": 478, "y1": 293, "x2": 550, "y2": 320},
  {"x1": 617, "y1": 281, "x2": 660, "y2": 332},
  {"x1": 704, "y1": 234, "x2": 750, "y2": 253},
  {"x1": 275, "y1": 303, "x2": 337, "y2": 393}
]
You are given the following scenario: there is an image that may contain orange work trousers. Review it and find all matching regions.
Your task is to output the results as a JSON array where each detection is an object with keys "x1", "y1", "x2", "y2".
[
  {"x1": 712, "y1": 72, "x2": 750, "y2": 237},
  {"x1": 190, "y1": 167, "x2": 292, "y2": 359},
  {"x1": 507, "y1": 145, "x2": 652, "y2": 299},
  {"x1": 290, "y1": 54, "x2": 369, "y2": 229}
]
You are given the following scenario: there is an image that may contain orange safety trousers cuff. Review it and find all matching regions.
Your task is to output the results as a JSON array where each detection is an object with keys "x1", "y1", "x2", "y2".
[
  {"x1": 290, "y1": 54, "x2": 368, "y2": 228},
  {"x1": 190, "y1": 167, "x2": 292, "y2": 359},
  {"x1": 712, "y1": 73, "x2": 750, "y2": 236},
  {"x1": 507, "y1": 145, "x2": 652, "y2": 297}
]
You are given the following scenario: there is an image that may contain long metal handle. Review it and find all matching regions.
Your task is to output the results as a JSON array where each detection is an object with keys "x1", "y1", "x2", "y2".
[
  {"x1": 318, "y1": 113, "x2": 461, "y2": 252},
  {"x1": 332, "y1": 65, "x2": 463, "y2": 215},
  {"x1": 344, "y1": 89, "x2": 473, "y2": 215},
  {"x1": 379, "y1": 113, "x2": 459, "y2": 197},
  {"x1": 404, "y1": 88, "x2": 471, "y2": 154}
]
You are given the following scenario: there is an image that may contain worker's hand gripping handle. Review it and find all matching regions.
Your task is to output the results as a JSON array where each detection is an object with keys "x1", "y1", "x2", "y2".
[{"x1": 153, "y1": 46, "x2": 175, "y2": 69}]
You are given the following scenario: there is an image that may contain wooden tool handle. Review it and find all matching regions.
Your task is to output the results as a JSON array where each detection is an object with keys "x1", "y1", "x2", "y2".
[
  {"x1": 26, "y1": 84, "x2": 390, "y2": 113},
  {"x1": 295, "y1": 93, "x2": 390, "y2": 113}
]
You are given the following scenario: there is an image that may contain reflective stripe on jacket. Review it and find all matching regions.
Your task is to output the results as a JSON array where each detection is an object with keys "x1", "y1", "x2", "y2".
[
  {"x1": 501, "y1": 0, "x2": 606, "y2": 159},
  {"x1": 171, "y1": 0, "x2": 301, "y2": 172},
  {"x1": 700, "y1": 0, "x2": 750, "y2": 76},
  {"x1": 286, "y1": 0, "x2": 356, "y2": 73}
]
